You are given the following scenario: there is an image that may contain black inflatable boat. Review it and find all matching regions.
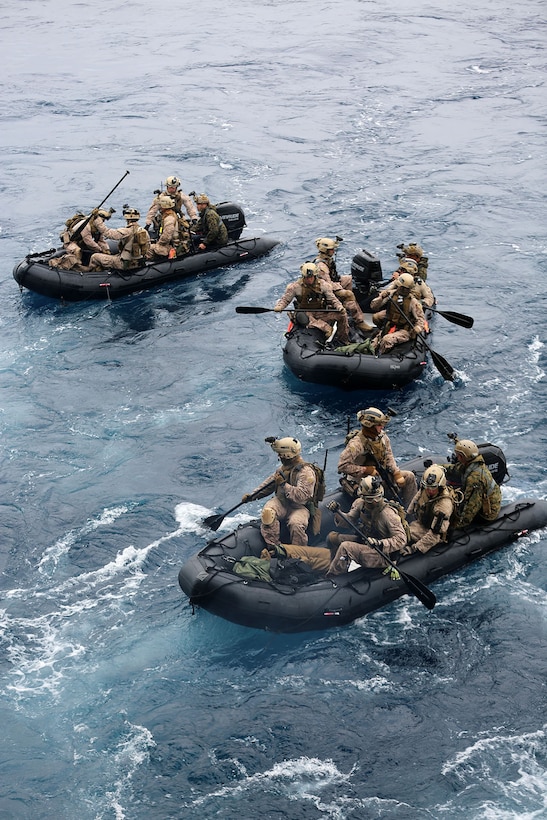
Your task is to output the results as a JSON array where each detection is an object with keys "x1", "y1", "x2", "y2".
[
  {"x1": 178, "y1": 444, "x2": 547, "y2": 633},
  {"x1": 281, "y1": 249, "x2": 456, "y2": 390},
  {"x1": 13, "y1": 202, "x2": 279, "y2": 302}
]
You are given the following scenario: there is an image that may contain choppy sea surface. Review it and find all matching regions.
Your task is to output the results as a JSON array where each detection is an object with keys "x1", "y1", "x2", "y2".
[{"x1": 1, "y1": 1, "x2": 546, "y2": 818}]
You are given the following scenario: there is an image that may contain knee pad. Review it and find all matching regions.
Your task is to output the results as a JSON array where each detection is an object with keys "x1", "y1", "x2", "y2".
[{"x1": 261, "y1": 506, "x2": 277, "y2": 526}]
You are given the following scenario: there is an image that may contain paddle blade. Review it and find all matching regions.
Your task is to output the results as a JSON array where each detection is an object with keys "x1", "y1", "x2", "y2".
[
  {"x1": 235, "y1": 306, "x2": 272, "y2": 314},
  {"x1": 430, "y1": 348, "x2": 455, "y2": 382},
  {"x1": 434, "y1": 309, "x2": 474, "y2": 329},
  {"x1": 202, "y1": 513, "x2": 225, "y2": 531},
  {"x1": 399, "y1": 570, "x2": 437, "y2": 610}
]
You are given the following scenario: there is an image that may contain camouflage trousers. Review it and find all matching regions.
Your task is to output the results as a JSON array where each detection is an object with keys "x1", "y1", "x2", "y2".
[
  {"x1": 328, "y1": 539, "x2": 396, "y2": 574},
  {"x1": 260, "y1": 497, "x2": 310, "y2": 547}
]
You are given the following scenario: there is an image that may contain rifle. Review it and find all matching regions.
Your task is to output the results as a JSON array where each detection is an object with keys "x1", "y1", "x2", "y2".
[{"x1": 70, "y1": 171, "x2": 130, "y2": 244}]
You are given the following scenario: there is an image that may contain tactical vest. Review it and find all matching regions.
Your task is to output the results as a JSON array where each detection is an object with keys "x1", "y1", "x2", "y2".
[
  {"x1": 463, "y1": 461, "x2": 502, "y2": 518},
  {"x1": 386, "y1": 294, "x2": 413, "y2": 330},
  {"x1": 414, "y1": 487, "x2": 457, "y2": 530},
  {"x1": 315, "y1": 253, "x2": 339, "y2": 282},
  {"x1": 357, "y1": 498, "x2": 411, "y2": 543},
  {"x1": 197, "y1": 205, "x2": 229, "y2": 245},
  {"x1": 297, "y1": 282, "x2": 328, "y2": 311},
  {"x1": 118, "y1": 225, "x2": 149, "y2": 268},
  {"x1": 345, "y1": 429, "x2": 388, "y2": 469},
  {"x1": 159, "y1": 209, "x2": 179, "y2": 243}
]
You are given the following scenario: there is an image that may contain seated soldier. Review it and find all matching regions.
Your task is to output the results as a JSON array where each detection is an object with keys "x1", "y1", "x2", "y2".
[
  {"x1": 444, "y1": 439, "x2": 501, "y2": 528},
  {"x1": 327, "y1": 476, "x2": 408, "y2": 573}
]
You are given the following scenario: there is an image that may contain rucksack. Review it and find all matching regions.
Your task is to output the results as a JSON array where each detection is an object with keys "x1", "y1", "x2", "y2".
[
  {"x1": 233, "y1": 555, "x2": 272, "y2": 582},
  {"x1": 65, "y1": 212, "x2": 87, "y2": 232},
  {"x1": 270, "y1": 556, "x2": 323, "y2": 586},
  {"x1": 308, "y1": 462, "x2": 326, "y2": 504}
]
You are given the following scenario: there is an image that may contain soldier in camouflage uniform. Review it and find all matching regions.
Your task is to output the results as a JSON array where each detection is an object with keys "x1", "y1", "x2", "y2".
[
  {"x1": 49, "y1": 209, "x2": 112, "y2": 271},
  {"x1": 89, "y1": 207, "x2": 150, "y2": 271},
  {"x1": 274, "y1": 262, "x2": 350, "y2": 344},
  {"x1": 338, "y1": 407, "x2": 417, "y2": 508},
  {"x1": 145, "y1": 175, "x2": 197, "y2": 231},
  {"x1": 242, "y1": 437, "x2": 317, "y2": 548},
  {"x1": 370, "y1": 258, "x2": 434, "y2": 326},
  {"x1": 327, "y1": 475, "x2": 408, "y2": 572},
  {"x1": 369, "y1": 273, "x2": 426, "y2": 355},
  {"x1": 406, "y1": 464, "x2": 456, "y2": 553},
  {"x1": 397, "y1": 241, "x2": 429, "y2": 280},
  {"x1": 445, "y1": 439, "x2": 502, "y2": 528},
  {"x1": 145, "y1": 195, "x2": 182, "y2": 260},
  {"x1": 314, "y1": 237, "x2": 373, "y2": 333},
  {"x1": 191, "y1": 194, "x2": 229, "y2": 251}
]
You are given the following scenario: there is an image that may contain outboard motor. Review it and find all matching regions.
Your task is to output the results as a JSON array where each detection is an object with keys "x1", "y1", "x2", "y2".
[
  {"x1": 351, "y1": 249, "x2": 383, "y2": 310},
  {"x1": 216, "y1": 202, "x2": 246, "y2": 241},
  {"x1": 477, "y1": 443, "x2": 509, "y2": 485}
]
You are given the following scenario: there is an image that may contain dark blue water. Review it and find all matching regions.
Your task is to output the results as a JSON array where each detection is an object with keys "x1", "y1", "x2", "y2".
[{"x1": 1, "y1": 1, "x2": 546, "y2": 818}]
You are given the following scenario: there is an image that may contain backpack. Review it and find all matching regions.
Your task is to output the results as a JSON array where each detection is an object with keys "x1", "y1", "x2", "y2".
[
  {"x1": 305, "y1": 462, "x2": 326, "y2": 536},
  {"x1": 65, "y1": 212, "x2": 87, "y2": 232},
  {"x1": 233, "y1": 555, "x2": 272, "y2": 582},
  {"x1": 308, "y1": 462, "x2": 326, "y2": 504},
  {"x1": 270, "y1": 556, "x2": 323, "y2": 586}
]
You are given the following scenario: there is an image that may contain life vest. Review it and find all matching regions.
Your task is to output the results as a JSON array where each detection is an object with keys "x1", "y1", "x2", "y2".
[{"x1": 297, "y1": 282, "x2": 328, "y2": 311}]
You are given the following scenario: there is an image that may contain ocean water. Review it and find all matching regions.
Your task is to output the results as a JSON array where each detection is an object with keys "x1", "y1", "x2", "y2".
[{"x1": 1, "y1": 1, "x2": 546, "y2": 818}]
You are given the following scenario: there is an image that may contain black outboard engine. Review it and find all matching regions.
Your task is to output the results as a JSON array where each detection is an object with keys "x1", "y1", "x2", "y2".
[
  {"x1": 351, "y1": 249, "x2": 383, "y2": 310},
  {"x1": 216, "y1": 202, "x2": 246, "y2": 241},
  {"x1": 477, "y1": 443, "x2": 509, "y2": 485}
]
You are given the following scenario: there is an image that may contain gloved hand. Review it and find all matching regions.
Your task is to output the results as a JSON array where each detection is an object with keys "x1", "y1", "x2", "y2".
[
  {"x1": 241, "y1": 493, "x2": 253, "y2": 503},
  {"x1": 362, "y1": 466, "x2": 379, "y2": 477},
  {"x1": 274, "y1": 470, "x2": 286, "y2": 488},
  {"x1": 413, "y1": 324, "x2": 422, "y2": 335},
  {"x1": 367, "y1": 538, "x2": 382, "y2": 548},
  {"x1": 327, "y1": 500, "x2": 339, "y2": 512},
  {"x1": 399, "y1": 542, "x2": 415, "y2": 556},
  {"x1": 393, "y1": 470, "x2": 405, "y2": 487},
  {"x1": 91, "y1": 208, "x2": 99, "y2": 216},
  {"x1": 273, "y1": 306, "x2": 283, "y2": 313}
]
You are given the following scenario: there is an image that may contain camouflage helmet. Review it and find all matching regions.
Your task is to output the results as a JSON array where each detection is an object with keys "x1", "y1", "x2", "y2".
[
  {"x1": 300, "y1": 261, "x2": 318, "y2": 278},
  {"x1": 269, "y1": 437, "x2": 302, "y2": 459},
  {"x1": 396, "y1": 273, "x2": 414, "y2": 290},
  {"x1": 454, "y1": 439, "x2": 479, "y2": 461},
  {"x1": 165, "y1": 175, "x2": 181, "y2": 188},
  {"x1": 421, "y1": 464, "x2": 447, "y2": 490},
  {"x1": 195, "y1": 193, "x2": 210, "y2": 205},
  {"x1": 158, "y1": 194, "x2": 175, "y2": 209},
  {"x1": 399, "y1": 258, "x2": 418, "y2": 275},
  {"x1": 122, "y1": 207, "x2": 140, "y2": 220},
  {"x1": 359, "y1": 474, "x2": 384, "y2": 500},
  {"x1": 315, "y1": 237, "x2": 338, "y2": 253},
  {"x1": 405, "y1": 242, "x2": 424, "y2": 258},
  {"x1": 357, "y1": 407, "x2": 390, "y2": 428}
]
